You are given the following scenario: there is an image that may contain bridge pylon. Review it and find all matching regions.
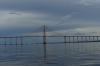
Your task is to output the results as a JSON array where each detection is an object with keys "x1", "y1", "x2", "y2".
[{"x1": 43, "y1": 25, "x2": 46, "y2": 44}]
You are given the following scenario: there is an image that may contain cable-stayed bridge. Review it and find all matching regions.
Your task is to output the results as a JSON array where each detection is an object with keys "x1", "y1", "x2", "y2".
[{"x1": 0, "y1": 25, "x2": 100, "y2": 45}]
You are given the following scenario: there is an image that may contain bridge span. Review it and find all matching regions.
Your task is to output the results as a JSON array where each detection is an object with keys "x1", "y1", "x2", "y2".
[{"x1": 0, "y1": 25, "x2": 100, "y2": 44}]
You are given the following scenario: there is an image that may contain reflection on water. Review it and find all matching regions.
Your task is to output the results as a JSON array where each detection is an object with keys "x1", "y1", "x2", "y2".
[{"x1": 0, "y1": 42, "x2": 100, "y2": 66}]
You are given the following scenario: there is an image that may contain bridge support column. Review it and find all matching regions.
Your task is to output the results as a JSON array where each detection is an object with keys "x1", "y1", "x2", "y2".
[
  {"x1": 77, "y1": 36, "x2": 78, "y2": 42},
  {"x1": 5, "y1": 38, "x2": 6, "y2": 45},
  {"x1": 43, "y1": 36, "x2": 46, "y2": 44},
  {"x1": 85, "y1": 36, "x2": 87, "y2": 42},
  {"x1": 93, "y1": 36, "x2": 94, "y2": 41},
  {"x1": 97, "y1": 36, "x2": 98, "y2": 41},
  {"x1": 16, "y1": 37, "x2": 17, "y2": 45},
  {"x1": 81, "y1": 36, "x2": 83, "y2": 42},
  {"x1": 73, "y1": 36, "x2": 74, "y2": 42},
  {"x1": 21, "y1": 37, "x2": 23, "y2": 45},
  {"x1": 69, "y1": 36, "x2": 70, "y2": 43},
  {"x1": 43, "y1": 25, "x2": 46, "y2": 44},
  {"x1": 89, "y1": 36, "x2": 91, "y2": 42},
  {"x1": 64, "y1": 36, "x2": 66, "y2": 43},
  {"x1": 10, "y1": 37, "x2": 12, "y2": 45}
]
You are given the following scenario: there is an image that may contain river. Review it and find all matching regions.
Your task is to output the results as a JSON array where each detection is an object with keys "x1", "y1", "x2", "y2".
[{"x1": 0, "y1": 42, "x2": 100, "y2": 66}]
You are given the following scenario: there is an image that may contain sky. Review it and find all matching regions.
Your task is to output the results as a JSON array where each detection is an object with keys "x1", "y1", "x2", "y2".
[{"x1": 0, "y1": 0, "x2": 100, "y2": 36}]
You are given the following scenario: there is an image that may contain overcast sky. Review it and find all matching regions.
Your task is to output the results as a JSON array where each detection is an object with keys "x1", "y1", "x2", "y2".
[{"x1": 0, "y1": 0, "x2": 100, "y2": 36}]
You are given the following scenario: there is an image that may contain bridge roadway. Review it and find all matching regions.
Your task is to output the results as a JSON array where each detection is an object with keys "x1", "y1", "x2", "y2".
[
  {"x1": 0, "y1": 36, "x2": 99, "y2": 44},
  {"x1": 0, "y1": 36, "x2": 100, "y2": 38}
]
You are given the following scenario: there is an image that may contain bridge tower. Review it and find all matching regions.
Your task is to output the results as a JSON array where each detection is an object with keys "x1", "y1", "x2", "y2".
[{"x1": 43, "y1": 25, "x2": 46, "y2": 44}]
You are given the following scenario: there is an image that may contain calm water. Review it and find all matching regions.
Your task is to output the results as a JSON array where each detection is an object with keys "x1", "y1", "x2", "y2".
[{"x1": 0, "y1": 42, "x2": 100, "y2": 66}]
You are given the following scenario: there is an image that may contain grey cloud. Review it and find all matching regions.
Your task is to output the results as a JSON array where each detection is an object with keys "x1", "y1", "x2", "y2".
[
  {"x1": 75, "y1": 0, "x2": 93, "y2": 5},
  {"x1": 9, "y1": 12, "x2": 16, "y2": 14},
  {"x1": 0, "y1": 0, "x2": 100, "y2": 35},
  {"x1": 0, "y1": 0, "x2": 99, "y2": 19},
  {"x1": 74, "y1": 32, "x2": 86, "y2": 36},
  {"x1": 0, "y1": 0, "x2": 100, "y2": 21},
  {"x1": 9, "y1": 12, "x2": 21, "y2": 15},
  {"x1": 90, "y1": 32, "x2": 97, "y2": 34},
  {"x1": 0, "y1": 0, "x2": 78, "y2": 16},
  {"x1": 72, "y1": 12, "x2": 79, "y2": 15},
  {"x1": 75, "y1": 0, "x2": 100, "y2": 5},
  {"x1": 57, "y1": 21, "x2": 73, "y2": 25}
]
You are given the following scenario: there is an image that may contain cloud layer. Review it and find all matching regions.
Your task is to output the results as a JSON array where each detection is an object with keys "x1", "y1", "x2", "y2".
[{"x1": 0, "y1": 0, "x2": 100, "y2": 36}]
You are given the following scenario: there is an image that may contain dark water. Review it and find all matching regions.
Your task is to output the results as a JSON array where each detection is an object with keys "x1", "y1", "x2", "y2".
[{"x1": 0, "y1": 42, "x2": 100, "y2": 66}]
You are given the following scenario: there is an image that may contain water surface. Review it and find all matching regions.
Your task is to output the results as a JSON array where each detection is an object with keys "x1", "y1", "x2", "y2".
[{"x1": 0, "y1": 42, "x2": 100, "y2": 66}]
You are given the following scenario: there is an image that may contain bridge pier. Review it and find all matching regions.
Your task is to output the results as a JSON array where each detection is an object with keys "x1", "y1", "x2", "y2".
[
  {"x1": 93, "y1": 36, "x2": 94, "y2": 41},
  {"x1": 10, "y1": 37, "x2": 12, "y2": 45},
  {"x1": 43, "y1": 36, "x2": 46, "y2": 44},
  {"x1": 81, "y1": 36, "x2": 83, "y2": 42},
  {"x1": 21, "y1": 37, "x2": 23, "y2": 45},
  {"x1": 77, "y1": 36, "x2": 78, "y2": 42},
  {"x1": 73, "y1": 36, "x2": 74, "y2": 42},
  {"x1": 85, "y1": 36, "x2": 87, "y2": 42},
  {"x1": 69, "y1": 36, "x2": 70, "y2": 43},
  {"x1": 97, "y1": 36, "x2": 98, "y2": 41},
  {"x1": 5, "y1": 38, "x2": 6, "y2": 45},
  {"x1": 64, "y1": 36, "x2": 66, "y2": 43},
  {"x1": 43, "y1": 25, "x2": 46, "y2": 44},
  {"x1": 16, "y1": 37, "x2": 17, "y2": 45},
  {"x1": 89, "y1": 36, "x2": 90, "y2": 42}
]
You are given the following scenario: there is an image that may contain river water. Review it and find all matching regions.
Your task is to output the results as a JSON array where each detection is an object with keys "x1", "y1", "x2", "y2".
[{"x1": 0, "y1": 42, "x2": 100, "y2": 66}]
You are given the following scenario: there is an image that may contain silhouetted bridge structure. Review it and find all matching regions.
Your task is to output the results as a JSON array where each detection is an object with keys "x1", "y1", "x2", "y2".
[{"x1": 1, "y1": 25, "x2": 100, "y2": 45}]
